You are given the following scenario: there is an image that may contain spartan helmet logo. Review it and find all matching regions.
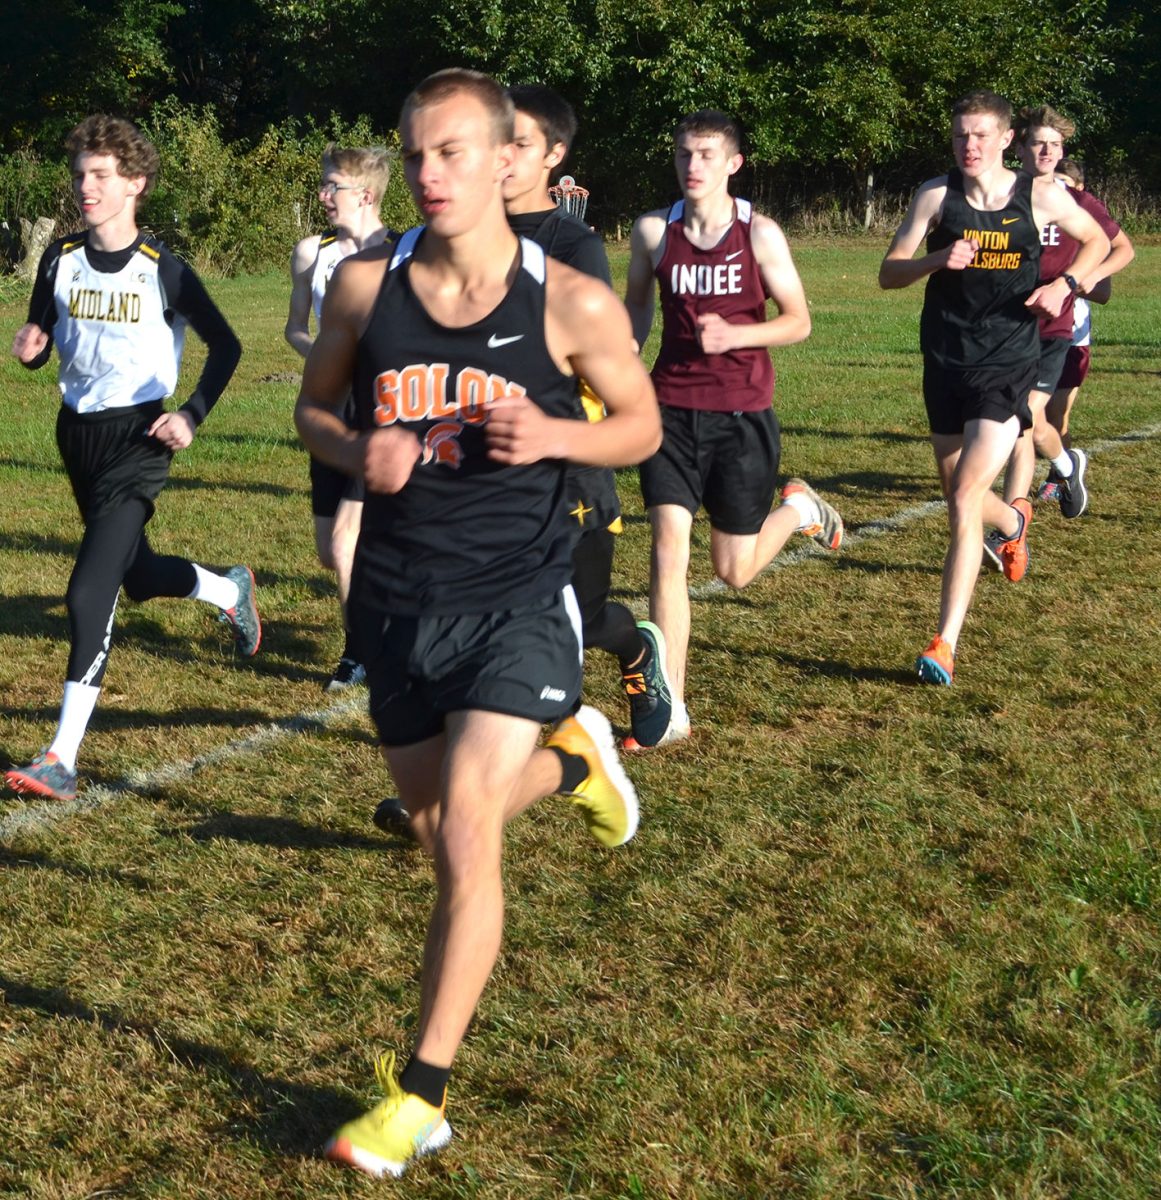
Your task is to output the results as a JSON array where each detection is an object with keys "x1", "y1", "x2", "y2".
[{"x1": 422, "y1": 421, "x2": 464, "y2": 467}]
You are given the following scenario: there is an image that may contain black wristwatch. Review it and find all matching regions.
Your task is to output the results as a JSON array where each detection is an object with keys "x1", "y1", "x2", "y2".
[{"x1": 1062, "y1": 273, "x2": 1080, "y2": 293}]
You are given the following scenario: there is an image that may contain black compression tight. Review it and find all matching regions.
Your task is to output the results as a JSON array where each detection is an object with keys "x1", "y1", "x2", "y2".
[
  {"x1": 571, "y1": 528, "x2": 642, "y2": 663},
  {"x1": 66, "y1": 498, "x2": 198, "y2": 685}
]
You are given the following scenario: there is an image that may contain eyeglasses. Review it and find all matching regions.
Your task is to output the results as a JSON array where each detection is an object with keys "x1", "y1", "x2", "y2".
[{"x1": 319, "y1": 181, "x2": 365, "y2": 198}]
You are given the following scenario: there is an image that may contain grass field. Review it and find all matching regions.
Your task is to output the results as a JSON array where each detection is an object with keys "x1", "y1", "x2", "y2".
[{"x1": 1, "y1": 240, "x2": 1158, "y2": 1199}]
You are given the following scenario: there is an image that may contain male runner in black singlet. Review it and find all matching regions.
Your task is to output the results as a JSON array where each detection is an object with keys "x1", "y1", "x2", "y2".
[
  {"x1": 373, "y1": 83, "x2": 673, "y2": 835},
  {"x1": 880, "y1": 90, "x2": 1108, "y2": 685},
  {"x1": 295, "y1": 69, "x2": 659, "y2": 1178},
  {"x1": 504, "y1": 82, "x2": 673, "y2": 747}
]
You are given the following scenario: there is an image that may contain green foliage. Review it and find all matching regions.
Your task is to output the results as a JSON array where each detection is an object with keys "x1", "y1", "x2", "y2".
[
  {"x1": 2, "y1": 0, "x2": 182, "y2": 153},
  {"x1": 0, "y1": 0, "x2": 1155, "y2": 258},
  {"x1": 0, "y1": 150, "x2": 74, "y2": 241},
  {"x1": 0, "y1": 103, "x2": 420, "y2": 277},
  {"x1": 140, "y1": 102, "x2": 419, "y2": 274}
]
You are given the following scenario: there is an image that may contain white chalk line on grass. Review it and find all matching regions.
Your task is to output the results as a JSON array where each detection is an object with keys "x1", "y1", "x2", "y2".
[
  {"x1": 0, "y1": 690, "x2": 368, "y2": 842},
  {"x1": 687, "y1": 420, "x2": 1161, "y2": 601},
  {"x1": 3, "y1": 420, "x2": 1159, "y2": 842}
]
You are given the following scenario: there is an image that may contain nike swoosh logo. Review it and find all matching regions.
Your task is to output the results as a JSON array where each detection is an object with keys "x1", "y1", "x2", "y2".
[
  {"x1": 1002, "y1": 217, "x2": 1020, "y2": 225},
  {"x1": 724, "y1": 250, "x2": 744, "y2": 261},
  {"x1": 487, "y1": 333, "x2": 524, "y2": 348}
]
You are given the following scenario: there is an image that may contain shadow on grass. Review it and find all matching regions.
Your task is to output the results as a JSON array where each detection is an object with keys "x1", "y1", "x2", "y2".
[
  {"x1": 686, "y1": 637, "x2": 917, "y2": 684},
  {"x1": 780, "y1": 425, "x2": 928, "y2": 445},
  {"x1": 183, "y1": 811, "x2": 399, "y2": 855},
  {"x1": 0, "y1": 972, "x2": 355, "y2": 1155},
  {"x1": 0, "y1": 702, "x2": 308, "y2": 745},
  {"x1": 830, "y1": 555, "x2": 943, "y2": 577},
  {"x1": 200, "y1": 431, "x2": 303, "y2": 452},
  {"x1": 0, "y1": 530, "x2": 78, "y2": 557},
  {"x1": 0, "y1": 845, "x2": 153, "y2": 890},
  {"x1": 165, "y1": 475, "x2": 301, "y2": 499},
  {"x1": 0, "y1": 456, "x2": 65, "y2": 477}
]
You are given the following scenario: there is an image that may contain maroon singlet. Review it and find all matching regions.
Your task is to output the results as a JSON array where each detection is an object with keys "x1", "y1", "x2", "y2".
[
  {"x1": 1037, "y1": 185, "x2": 1122, "y2": 340},
  {"x1": 652, "y1": 198, "x2": 774, "y2": 413}
]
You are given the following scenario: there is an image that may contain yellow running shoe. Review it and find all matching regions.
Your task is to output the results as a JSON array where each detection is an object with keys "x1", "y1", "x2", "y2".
[
  {"x1": 546, "y1": 705, "x2": 639, "y2": 847},
  {"x1": 324, "y1": 1052, "x2": 452, "y2": 1178}
]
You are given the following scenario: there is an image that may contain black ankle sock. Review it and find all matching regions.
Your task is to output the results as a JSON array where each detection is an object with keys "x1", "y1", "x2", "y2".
[
  {"x1": 619, "y1": 635, "x2": 652, "y2": 674},
  {"x1": 340, "y1": 630, "x2": 357, "y2": 661},
  {"x1": 549, "y1": 745, "x2": 589, "y2": 793},
  {"x1": 400, "y1": 1056, "x2": 450, "y2": 1108}
]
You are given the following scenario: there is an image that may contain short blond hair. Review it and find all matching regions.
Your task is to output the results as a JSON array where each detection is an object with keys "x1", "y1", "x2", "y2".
[
  {"x1": 401, "y1": 68, "x2": 515, "y2": 146},
  {"x1": 321, "y1": 144, "x2": 391, "y2": 203}
]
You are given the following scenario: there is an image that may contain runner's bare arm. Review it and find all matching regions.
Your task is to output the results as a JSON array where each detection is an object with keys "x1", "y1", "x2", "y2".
[
  {"x1": 486, "y1": 267, "x2": 659, "y2": 468},
  {"x1": 284, "y1": 236, "x2": 320, "y2": 358},
  {"x1": 1079, "y1": 227, "x2": 1134, "y2": 298},
  {"x1": 879, "y1": 179, "x2": 975, "y2": 288},
  {"x1": 696, "y1": 214, "x2": 810, "y2": 354},
  {"x1": 624, "y1": 211, "x2": 666, "y2": 351},
  {"x1": 294, "y1": 256, "x2": 420, "y2": 493},
  {"x1": 1028, "y1": 182, "x2": 1111, "y2": 318}
]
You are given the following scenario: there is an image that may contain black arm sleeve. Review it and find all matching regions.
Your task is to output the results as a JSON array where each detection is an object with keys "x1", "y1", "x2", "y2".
[
  {"x1": 158, "y1": 249, "x2": 242, "y2": 427},
  {"x1": 21, "y1": 241, "x2": 62, "y2": 370}
]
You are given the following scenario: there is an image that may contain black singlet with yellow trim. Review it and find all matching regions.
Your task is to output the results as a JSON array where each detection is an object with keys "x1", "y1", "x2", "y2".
[
  {"x1": 351, "y1": 228, "x2": 577, "y2": 616},
  {"x1": 921, "y1": 169, "x2": 1040, "y2": 370}
]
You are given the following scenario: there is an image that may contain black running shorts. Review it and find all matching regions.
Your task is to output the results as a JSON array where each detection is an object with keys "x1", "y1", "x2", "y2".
[
  {"x1": 309, "y1": 454, "x2": 365, "y2": 518},
  {"x1": 922, "y1": 360, "x2": 1036, "y2": 436},
  {"x1": 356, "y1": 588, "x2": 583, "y2": 747},
  {"x1": 639, "y1": 405, "x2": 781, "y2": 535},
  {"x1": 56, "y1": 401, "x2": 173, "y2": 522},
  {"x1": 1033, "y1": 336, "x2": 1071, "y2": 395}
]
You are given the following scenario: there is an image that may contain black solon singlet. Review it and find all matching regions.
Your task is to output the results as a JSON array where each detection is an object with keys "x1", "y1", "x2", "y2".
[
  {"x1": 351, "y1": 230, "x2": 578, "y2": 616},
  {"x1": 921, "y1": 169, "x2": 1040, "y2": 370}
]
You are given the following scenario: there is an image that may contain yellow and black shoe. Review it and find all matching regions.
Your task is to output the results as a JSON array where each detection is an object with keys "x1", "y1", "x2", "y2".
[
  {"x1": 547, "y1": 706, "x2": 640, "y2": 847},
  {"x1": 324, "y1": 1052, "x2": 452, "y2": 1179}
]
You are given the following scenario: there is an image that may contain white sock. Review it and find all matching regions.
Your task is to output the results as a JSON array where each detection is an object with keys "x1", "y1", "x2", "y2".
[
  {"x1": 671, "y1": 699, "x2": 690, "y2": 731},
  {"x1": 48, "y1": 681, "x2": 101, "y2": 771},
  {"x1": 1051, "y1": 450, "x2": 1074, "y2": 477},
  {"x1": 189, "y1": 563, "x2": 239, "y2": 610},
  {"x1": 782, "y1": 490, "x2": 820, "y2": 530}
]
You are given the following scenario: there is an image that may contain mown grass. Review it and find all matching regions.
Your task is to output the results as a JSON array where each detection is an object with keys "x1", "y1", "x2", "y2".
[{"x1": 0, "y1": 242, "x2": 1158, "y2": 1199}]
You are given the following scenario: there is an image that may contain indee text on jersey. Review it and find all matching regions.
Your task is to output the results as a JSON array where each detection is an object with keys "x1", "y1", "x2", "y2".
[{"x1": 668, "y1": 261, "x2": 744, "y2": 297}]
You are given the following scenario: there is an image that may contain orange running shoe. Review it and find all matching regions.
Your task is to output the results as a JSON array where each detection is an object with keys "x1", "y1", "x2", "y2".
[
  {"x1": 916, "y1": 636, "x2": 955, "y2": 685},
  {"x1": 998, "y1": 498, "x2": 1032, "y2": 582}
]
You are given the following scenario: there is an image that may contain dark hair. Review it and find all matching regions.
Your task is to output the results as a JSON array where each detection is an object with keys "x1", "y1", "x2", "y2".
[
  {"x1": 65, "y1": 115, "x2": 160, "y2": 196},
  {"x1": 1056, "y1": 158, "x2": 1085, "y2": 187},
  {"x1": 951, "y1": 91, "x2": 1013, "y2": 132},
  {"x1": 674, "y1": 110, "x2": 743, "y2": 156},
  {"x1": 401, "y1": 68, "x2": 515, "y2": 145},
  {"x1": 506, "y1": 84, "x2": 578, "y2": 157}
]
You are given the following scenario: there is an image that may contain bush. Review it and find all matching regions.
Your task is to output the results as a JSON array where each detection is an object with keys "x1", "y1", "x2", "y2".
[
  {"x1": 141, "y1": 102, "x2": 420, "y2": 274},
  {"x1": 0, "y1": 148, "x2": 75, "y2": 267},
  {"x1": 0, "y1": 102, "x2": 421, "y2": 277}
]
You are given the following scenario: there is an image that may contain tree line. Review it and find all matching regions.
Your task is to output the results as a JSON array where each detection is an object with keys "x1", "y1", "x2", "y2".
[{"x1": 3, "y1": 0, "x2": 1157, "y2": 266}]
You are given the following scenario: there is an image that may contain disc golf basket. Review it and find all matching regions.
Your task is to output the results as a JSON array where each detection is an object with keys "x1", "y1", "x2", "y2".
[{"x1": 549, "y1": 175, "x2": 590, "y2": 222}]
